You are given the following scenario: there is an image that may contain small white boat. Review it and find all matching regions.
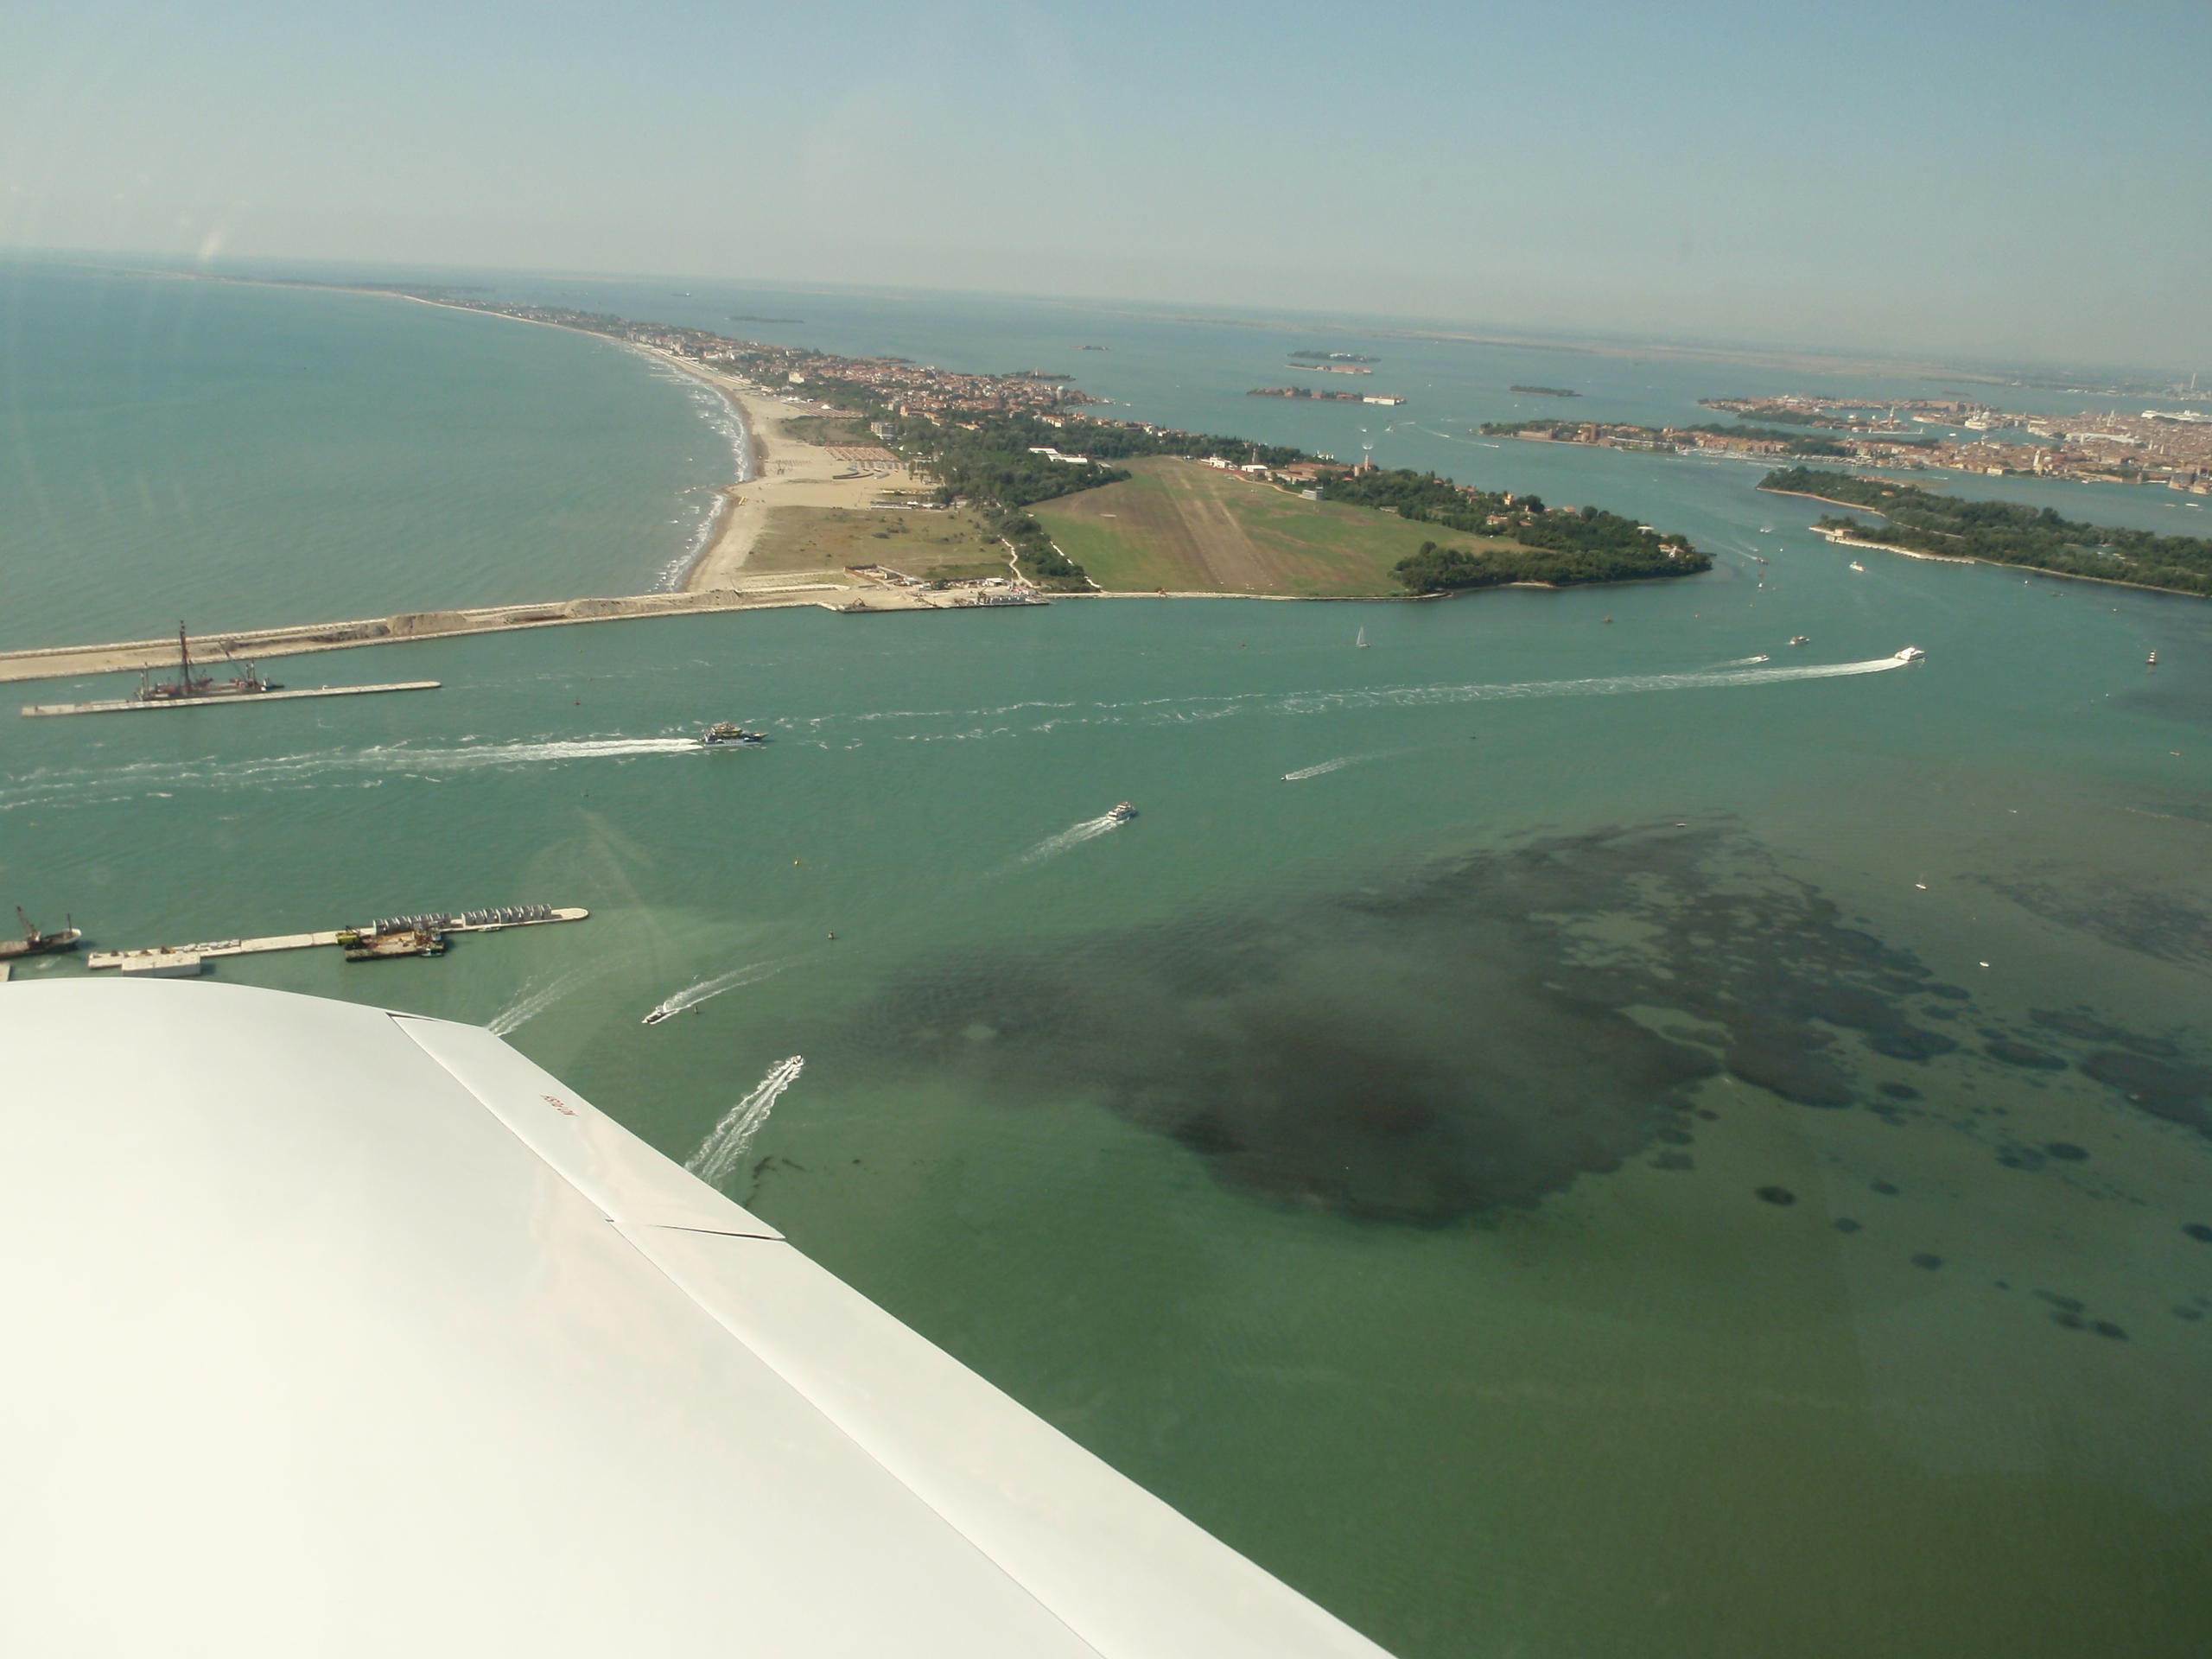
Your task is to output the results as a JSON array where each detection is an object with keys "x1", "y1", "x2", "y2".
[
  {"x1": 1749, "y1": 654, "x2": 1770, "y2": 664},
  {"x1": 1789, "y1": 635, "x2": 1810, "y2": 646},
  {"x1": 2147, "y1": 650, "x2": 2158, "y2": 666},
  {"x1": 1849, "y1": 561, "x2": 1866, "y2": 573},
  {"x1": 1107, "y1": 802, "x2": 1137, "y2": 823},
  {"x1": 1356, "y1": 627, "x2": 1369, "y2": 649},
  {"x1": 1895, "y1": 646, "x2": 1926, "y2": 664}
]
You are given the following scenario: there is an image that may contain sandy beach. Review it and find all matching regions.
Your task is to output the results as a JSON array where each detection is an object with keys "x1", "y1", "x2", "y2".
[{"x1": 654, "y1": 359, "x2": 922, "y2": 593}]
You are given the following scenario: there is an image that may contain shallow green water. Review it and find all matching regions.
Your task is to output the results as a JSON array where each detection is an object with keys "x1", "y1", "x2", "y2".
[{"x1": 4, "y1": 270, "x2": 2210, "y2": 1658}]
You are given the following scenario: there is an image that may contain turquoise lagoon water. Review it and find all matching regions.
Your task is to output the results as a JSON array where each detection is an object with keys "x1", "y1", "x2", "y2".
[{"x1": 4, "y1": 266, "x2": 2211, "y2": 1658}]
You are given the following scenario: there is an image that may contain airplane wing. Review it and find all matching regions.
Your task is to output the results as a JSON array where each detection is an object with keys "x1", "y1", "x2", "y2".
[{"x1": 0, "y1": 979, "x2": 1394, "y2": 1659}]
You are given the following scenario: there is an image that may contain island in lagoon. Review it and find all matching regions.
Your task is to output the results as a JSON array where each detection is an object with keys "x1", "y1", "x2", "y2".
[
  {"x1": 394, "y1": 296, "x2": 1702, "y2": 601},
  {"x1": 1480, "y1": 416, "x2": 1929, "y2": 460},
  {"x1": 2, "y1": 289, "x2": 1718, "y2": 683},
  {"x1": 1509, "y1": 385, "x2": 1580, "y2": 397},
  {"x1": 1758, "y1": 466, "x2": 2212, "y2": 596}
]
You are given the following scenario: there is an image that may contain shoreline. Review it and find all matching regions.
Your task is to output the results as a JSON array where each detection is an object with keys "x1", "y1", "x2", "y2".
[
  {"x1": 393, "y1": 291, "x2": 908, "y2": 595},
  {"x1": 392, "y1": 295, "x2": 761, "y2": 594}
]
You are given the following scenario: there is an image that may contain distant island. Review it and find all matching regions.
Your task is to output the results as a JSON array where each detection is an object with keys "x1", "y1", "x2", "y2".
[
  {"x1": 1509, "y1": 385, "x2": 1579, "y2": 397},
  {"x1": 1480, "y1": 417, "x2": 1896, "y2": 459},
  {"x1": 1758, "y1": 467, "x2": 2212, "y2": 596},
  {"x1": 1250, "y1": 387, "x2": 1405, "y2": 405},
  {"x1": 1290, "y1": 350, "x2": 1377, "y2": 364}
]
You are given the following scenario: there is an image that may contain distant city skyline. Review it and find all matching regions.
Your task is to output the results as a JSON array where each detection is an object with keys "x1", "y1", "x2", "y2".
[{"x1": 4, "y1": 0, "x2": 2208, "y2": 374}]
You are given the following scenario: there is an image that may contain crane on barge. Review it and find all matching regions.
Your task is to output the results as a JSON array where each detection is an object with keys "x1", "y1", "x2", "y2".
[{"x1": 134, "y1": 622, "x2": 281, "y2": 703}]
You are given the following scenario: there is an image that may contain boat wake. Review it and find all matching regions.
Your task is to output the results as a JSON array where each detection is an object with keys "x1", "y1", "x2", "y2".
[
  {"x1": 1274, "y1": 655, "x2": 1910, "y2": 715},
  {"x1": 1284, "y1": 747, "x2": 1408, "y2": 781},
  {"x1": 0, "y1": 734, "x2": 707, "y2": 813},
  {"x1": 1020, "y1": 812, "x2": 1127, "y2": 863},
  {"x1": 487, "y1": 966, "x2": 591, "y2": 1037},
  {"x1": 685, "y1": 1055, "x2": 804, "y2": 1186},
  {"x1": 374, "y1": 735, "x2": 705, "y2": 771},
  {"x1": 642, "y1": 958, "x2": 785, "y2": 1025}
]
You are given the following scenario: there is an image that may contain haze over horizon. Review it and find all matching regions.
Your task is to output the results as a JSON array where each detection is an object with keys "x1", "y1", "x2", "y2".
[{"x1": 4, "y1": 0, "x2": 2208, "y2": 375}]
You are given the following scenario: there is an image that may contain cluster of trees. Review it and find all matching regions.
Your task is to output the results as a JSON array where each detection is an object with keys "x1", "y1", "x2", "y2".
[
  {"x1": 1325, "y1": 467, "x2": 1694, "y2": 551},
  {"x1": 1393, "y1": 536, "x2": 1708, "y2": 593},
  {"x1": 1760, "y1": 467, "x2": 2212, "y2": 596},
  {"x1": 1317, "y1": 467, "x2": 1706, "y2": 591}
]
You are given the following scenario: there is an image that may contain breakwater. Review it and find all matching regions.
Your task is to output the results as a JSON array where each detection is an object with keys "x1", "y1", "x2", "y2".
[{"x1": 0, "y1": 584, "x2": 849, "y2": 687}]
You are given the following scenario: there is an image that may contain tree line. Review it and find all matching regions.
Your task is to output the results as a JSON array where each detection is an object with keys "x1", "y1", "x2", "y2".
[{"x1": 1760, "y1": 467, "x2": 2212, "y2": 596}]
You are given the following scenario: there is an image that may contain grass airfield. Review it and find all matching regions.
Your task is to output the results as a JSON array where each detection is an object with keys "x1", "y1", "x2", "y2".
[{"x1": 1035, "y1": 458, "x2": 1524, "y2": 596}]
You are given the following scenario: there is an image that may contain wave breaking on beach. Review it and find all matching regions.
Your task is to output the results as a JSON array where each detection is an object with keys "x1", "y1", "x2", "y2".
[{"x1": 643, "y1": 358, "x2": 755, "y2": 594}]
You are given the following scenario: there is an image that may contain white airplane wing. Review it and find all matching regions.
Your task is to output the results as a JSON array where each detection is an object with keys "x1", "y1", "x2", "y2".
[{"x1": 0, "y1": 980, "x2": 1393, "y2": 1659}]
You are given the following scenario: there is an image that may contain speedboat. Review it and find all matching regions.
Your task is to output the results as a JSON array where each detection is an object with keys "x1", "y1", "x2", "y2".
[
  {"x1": 1895, "y1": 646, "x2": 1926, "y2": 664},
  {"x1": 702, "y1": 722, "x2": 766, "y2": 747},
  {"x1": 1749, "y1": 654, "x2": 1770, "y2": 664},
  {"x1": 1789, "y1": 635, "x2": 1810, "y2": 646},
  {"x1": 1107, "y1": 803, "x2": 1137, "y2": 823},
  {"x1": 1848, "y1": 561, "x2": 1866, "y2": 572}
]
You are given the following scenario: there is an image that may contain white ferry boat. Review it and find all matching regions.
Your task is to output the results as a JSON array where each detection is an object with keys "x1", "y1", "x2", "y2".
[
  {"x1": 1895, "y1": 646, "x2": 1927, "y2": 664},
  {"x1": 1107, "y1": 802, "x2": 1137, "y2": 823}
]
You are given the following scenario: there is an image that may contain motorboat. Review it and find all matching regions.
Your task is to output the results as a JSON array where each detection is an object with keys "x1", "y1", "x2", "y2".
[
  {"x1": 1107, "y1": 803, "x2": 1137, "y2": 823},
  {"x1": 702, "y1": 722, "x2": 767, "y2": 747},
  {"x1": 1789, "y1": 635, "x2": 1810, "y2": 646},
  {"x1": 1895, "y1": 646, "x2": 1927, "y2": 664},
  {"x1": 1849, "y1": 561, "x2": 1866, "y2": 572},
  {"x1": 1749, "y1": 654, "x2": 1770, "y2": 664},
  {"x1": 2147, "y1": 650, "x2": 2158, "y2": 666}
]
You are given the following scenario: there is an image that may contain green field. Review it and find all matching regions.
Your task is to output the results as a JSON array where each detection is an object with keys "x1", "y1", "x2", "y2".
[
  {"x1": 747, "y1": 505, "x2": 1007, "y2": 583},
  {"x1": 1032, "y1": 458, "x2": 1528, "y2": 596}
]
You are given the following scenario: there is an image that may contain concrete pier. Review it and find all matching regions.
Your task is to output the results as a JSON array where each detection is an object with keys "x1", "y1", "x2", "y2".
[
  {"x1": 23, "y1": 681, "x2": 442, "y2": 717},
  {"x1": 86, "y1": 906, "x2": 589, "y2": 970}
]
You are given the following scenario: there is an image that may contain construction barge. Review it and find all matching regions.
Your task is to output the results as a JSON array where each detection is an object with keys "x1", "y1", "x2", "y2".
[
  {"x1": 19, "y1": 622, "x2": 439, "y2": 717},
  {"x1": 87, "y1": 905, "x2": 588, "y2": 977}
]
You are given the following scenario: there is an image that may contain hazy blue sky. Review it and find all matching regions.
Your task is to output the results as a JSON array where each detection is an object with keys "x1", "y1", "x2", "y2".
[{"x1": 5, "y1": 0, "x2": 2208, "y2": 369}]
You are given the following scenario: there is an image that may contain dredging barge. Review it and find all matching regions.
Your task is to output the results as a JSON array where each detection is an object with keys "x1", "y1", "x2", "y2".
[
  {"x1": 86, "y1": 905, "x2": 588, "y2": 976},
  {"x1": 2, "y1": 908, "x2": 82, "y2": 963}
]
